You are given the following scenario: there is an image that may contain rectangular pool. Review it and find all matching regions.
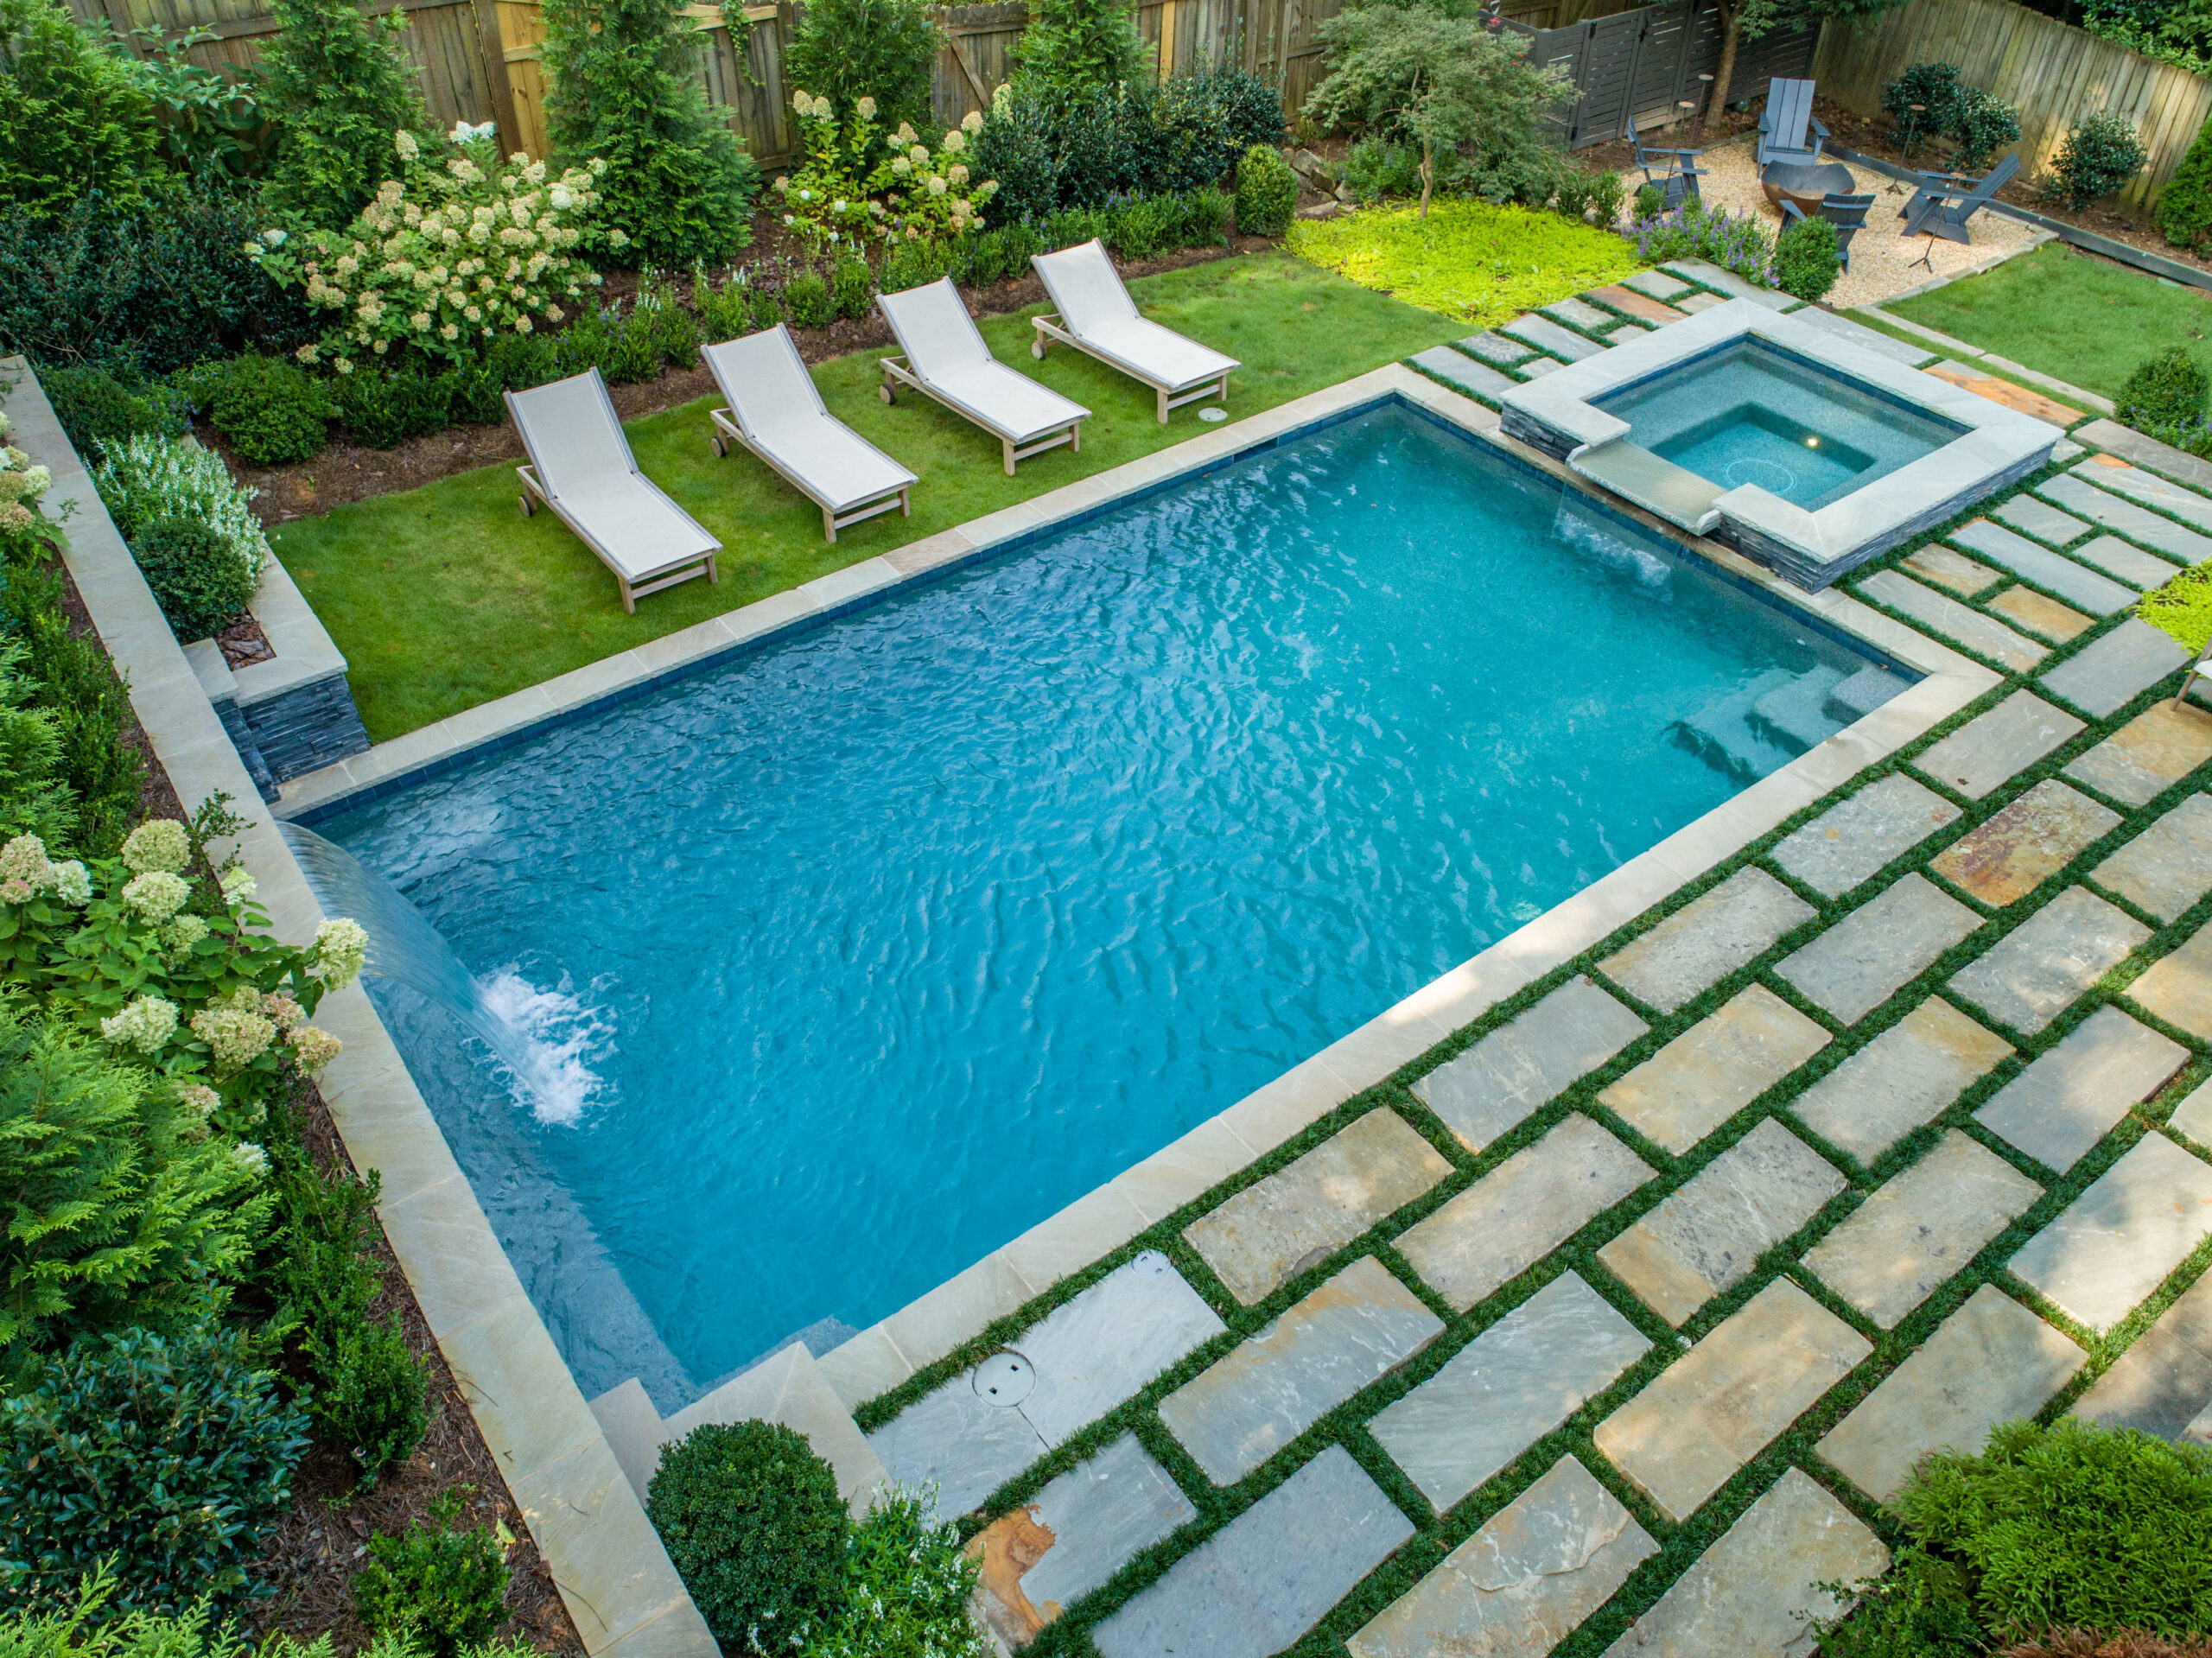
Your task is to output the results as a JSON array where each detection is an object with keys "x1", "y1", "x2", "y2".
[{"x1": 315, "y1": 403, "x2": 1904, "y2": 1406}]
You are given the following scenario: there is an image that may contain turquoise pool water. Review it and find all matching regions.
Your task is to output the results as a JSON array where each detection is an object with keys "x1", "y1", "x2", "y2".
[
  {"x1": 1598, "y1": 340, "x2": 1967, "y2": 510},
  {"x1": 319, "y1": 403, "x2": 1895, "y2": 1403}
]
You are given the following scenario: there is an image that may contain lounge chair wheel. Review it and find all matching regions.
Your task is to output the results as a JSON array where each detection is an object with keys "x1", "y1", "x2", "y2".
[
  {"x1": 710, "y1": 435, "x2": 725, "y2": 458},
  {"x1": 1031, "y1": 340, "x2": 1046, "y2": 360},
  {"x1": 518, "y1": 493, "x2": 532, "y2": 518},
  {"x1": 879, "y1": 384, "x2": 893, "y2": 404}
]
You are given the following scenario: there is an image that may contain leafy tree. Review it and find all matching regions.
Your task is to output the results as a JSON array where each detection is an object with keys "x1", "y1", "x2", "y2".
[
  {"x1": 540, "y1": 0, "x2": 760, "y2": 265},
  {"x1": 0, "y1": 0, "x2": 163, "y2": 225},
  {"x1": 257, "y1": 0, "x2": 431, "y2": 228},
  {"x1": 1703, "y1": 0, "x2": 1911, "y2": 129},
  {"x1": 1011, "y1": 0, "x2": 1144, "y2": 99},
  {"x1": 1304, "y1": 0, "x2": 1568, "y2": 216},
  {"x1": 783, "y1": 0, "x2": 939, "y2": 143}
]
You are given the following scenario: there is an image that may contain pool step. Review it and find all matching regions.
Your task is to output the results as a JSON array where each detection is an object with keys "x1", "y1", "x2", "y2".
[
  {"x1": 1827, "y1": 664, "x2": 1915, "y2": 724},
  {"x1": 1671, "y1": 668, "x2": 1813, "y2": 784},
  {"x1": 1747, "y1": 664, "x2": 1851, "y2": 751}
]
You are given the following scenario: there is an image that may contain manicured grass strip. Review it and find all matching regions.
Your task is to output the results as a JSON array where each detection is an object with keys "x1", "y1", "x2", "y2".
[
  {"x1": 272, "y1": 252, "x2": 1469, "y2": 743},
  {"x1": 1840, "y1": 308, "x2": 2100, "y2": 425},
  {"x1": 1886, "y1": 240, "x2": 2212, "y2": 401}
]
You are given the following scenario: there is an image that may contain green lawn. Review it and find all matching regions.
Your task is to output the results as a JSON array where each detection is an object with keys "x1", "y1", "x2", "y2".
[
  {"x1": 277, "y1": 251, "x2": 1470, "y2": 742},
  {"x1": 1885, "y1": 241, "x2": 2212, "y2": 399}
]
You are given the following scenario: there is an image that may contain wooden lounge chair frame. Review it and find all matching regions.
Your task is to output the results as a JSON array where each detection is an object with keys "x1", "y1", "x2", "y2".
[
  {"x1": 876, "y1": 354, "x2": 1084, "y2": 475},
  {"x1": 1028, "y1": 314, "x2": 1229, "y2": 423}
]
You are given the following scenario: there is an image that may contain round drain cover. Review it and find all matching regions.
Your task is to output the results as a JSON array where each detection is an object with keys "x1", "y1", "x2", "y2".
[
  {"x1": 1723, "y1": 457, "x2": 1798, "y2": 496},
  {"x1": 1198, "y1": 407, "x2": 1228, "y2": 422},
  {"x1": 973, "y1": 1350, "x2": 1035, "y2": 1407},
  {"x1": 1133, "y1": 1248, "x2": 1172, "y2": 1278}
]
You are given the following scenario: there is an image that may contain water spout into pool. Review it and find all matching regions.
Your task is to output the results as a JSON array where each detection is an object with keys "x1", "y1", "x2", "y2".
[{"x1": 280, "y1": 822, "x2": 609, "y2": 1124}]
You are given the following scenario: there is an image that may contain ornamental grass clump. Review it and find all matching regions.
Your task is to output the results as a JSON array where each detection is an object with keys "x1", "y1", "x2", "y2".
[{"x1": 1287, "y1": 196, "x2": 1639, "y2": 324}]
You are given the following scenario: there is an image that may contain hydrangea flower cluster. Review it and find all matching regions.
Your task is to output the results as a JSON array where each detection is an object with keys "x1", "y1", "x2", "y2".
[
  {"x1": 191, "y1": 988, "x2": 279, "y2": 1073},
  {"x1": 313, "y1": 918, "x2": 369, "y2": 989},
  {"x1": 0, "y1": 412, "x2": 54, "y2": 545},
  {"x1": 773, "y1": 95, "x2": 996, "y2": 258},
  {"x1": 248, "y1": 127, "x2": 613, "y2": 367},
  {"x1": 123, "y1": 870, "x2": 192, "y2": 925},
  {"x1": 102, "y1": 994, "x2": 179, "y2": 1055},
  {"x1": 122, "y1": 818, "x2": 191, "y2": 874}
]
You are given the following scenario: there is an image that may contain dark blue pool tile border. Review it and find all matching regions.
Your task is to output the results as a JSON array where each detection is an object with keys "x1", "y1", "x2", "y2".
[{"x1": 292, "y1": 386, "x2": 1923, "y2": 829}]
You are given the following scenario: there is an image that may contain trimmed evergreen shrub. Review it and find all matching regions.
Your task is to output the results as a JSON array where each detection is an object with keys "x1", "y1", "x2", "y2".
[
  {"x1": 830, "y1": 252, "x2": 874, "y2": 321},
  {"x1": 1775, "y1": 213, "x2": 1841, "y2": 302},
  {"x1": 0, "y1": 0, "x2": 163, "y2": 226},
  {"x1": 782, "y1": 270, "x2": 834, "y2": 330},
  {"x1": 337, "y1": 363, "x2": 454, "y2": 448},
  {"x1": 1949, "y1": 86, "x2": 2021, "y2": 172},
  {"x1": 130, "y1": 517, "x2": 258, "y2": 641},
  {"x1": 0, "y1": 1319, "x2": 310, "y2": 1616},
  {"x1": 782, "y1": 0, "x2": 938, "y2": 143},
  {"x1": 539, "y1": 0, "x2": 760, "y2": 267},
  {"x1": 40, "y1": 365, "x2": 189, "y2": 454},
  {"x1": 1879, "y1": 60, "x2": 1963, "y2": 143},
  {"x1": 879, "y1": 238, "x2": 950, "y2": 293},
  {"x1": 2045, "y1": 111, "x2": 2149, "y2": 209},
  {"x1": 2162, "y1": 112, "x2": 2212, "y2": 250},
  {"x1": 1234, "y1": 143, "x2": 1297, "y2": 237},
  {"x1": 257, "y1": 0, "x2": 431, "y2": 229},
  {"x1": 305, "y1": 1315, "x2": 428, "y2": 1483},
  {"x1": 181, "y1": 353, "x2": 334, "y2": 466},
  {"x1": 353, "y1": 1490, "x2": 512, "y2": 1657},
  {"x1": 646, "y1": 1420, "x2": 849, "y2": 1652},
  {"x1": 2117, "y1": 345, "x2": 2210, "y2": 431},
  {"x1": 1632, "y1": 180, "x2": 1663, "y2": 218}
]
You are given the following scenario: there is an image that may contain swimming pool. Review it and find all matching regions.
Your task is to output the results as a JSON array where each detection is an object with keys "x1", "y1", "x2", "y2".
[{"x1": 316, "y1": 402, "x2": 1903, "y2": 1404}]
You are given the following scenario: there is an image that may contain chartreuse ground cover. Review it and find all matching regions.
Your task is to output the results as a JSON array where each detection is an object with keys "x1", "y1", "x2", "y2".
[
  {"x1": 1285, "y1": 199, "x2": 1643, "y2": 324},
  {"x1": 273, "y1": 251, "x2": 1471, "y2": 742}
]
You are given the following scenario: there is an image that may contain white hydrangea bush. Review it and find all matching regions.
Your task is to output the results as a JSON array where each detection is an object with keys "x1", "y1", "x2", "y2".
[
  {"x1": 89, "y1": 435, "x2": 270, "y2": 583},
  {"x1": 0, "y1": 411, "x2": 54, "y2": 547},
  {"x1": 248, "y1": 124, "x2": 615, "y2": 368}
]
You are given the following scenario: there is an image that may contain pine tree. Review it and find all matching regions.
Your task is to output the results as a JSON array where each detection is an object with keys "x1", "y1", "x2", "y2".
[
  {"x1": 2161, "y1": 112, "x2": 2212, "y2": 251},
  {"x1": 1011, "y1": 0, "x2": 1145, "y2": 98},
  {"x1": 258, "y1": 0, "x2": 432, "y2": 229},
  {"x1": 540, "y1": 0, "x2": 760, "y2": 266},
  {"x1": 0, "y1": 0, "x2": 162, "y2": 224}
]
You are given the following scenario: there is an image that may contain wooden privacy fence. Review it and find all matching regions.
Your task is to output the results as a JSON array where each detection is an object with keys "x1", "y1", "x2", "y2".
[
  {"x1": 1810, "y1": 0, "x2": 2212, "y2": 213},
  {"x1": 71, "y1": 0, "x2": 1663, "y2": 171}
]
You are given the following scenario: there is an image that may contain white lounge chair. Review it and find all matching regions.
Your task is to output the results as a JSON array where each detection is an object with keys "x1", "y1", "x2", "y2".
[
  {"x1": 506, "y1": 369, "x2": 719, "y2": 613},
  {"x1": 1029, "y1": 239, "x2": 1238, "y2": 422},
  {"x1": 703, "y1": 327, "x2": 916, "y2": 543},
  {"x1": 876, "y1": 277, "x2": 1089, "y2": 474}
]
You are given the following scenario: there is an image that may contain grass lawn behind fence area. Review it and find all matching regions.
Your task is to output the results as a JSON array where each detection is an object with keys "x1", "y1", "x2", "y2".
[
  {"x1": 276, "y1": 251, "x2": 1470, "y2": 743},
  {"x1": 1885, "y1": 242, "x2": 2212, "y2": 399}
]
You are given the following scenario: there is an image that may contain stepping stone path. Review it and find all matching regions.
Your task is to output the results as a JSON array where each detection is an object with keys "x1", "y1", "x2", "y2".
[
  {"x1": 1776, "y1": 872, "x2": 1981, "y2": 1024},
  {"x1": 2075, "y1": 1270, "x2": 2212, "y2": 1439},
  {"x1": 1624, "y1": 270, "x2": 1695, "y2": 303},
  {"x1": 1596, "y1": 1280, "x2": 1871, "y2": 1523},
  {"x1": 968, "y1": 1435, "x2": 1196, "y2": 1648},
  {"x1": 1599, "y1": 987, "x2": 1831, "y2": 1155},
  {"x1": 1904, "y1": 544, "x2": 1999, "y2": 596},
  {"x1": 2039, "y1": 619, "x2": 2191, "y2": 719},
  {"x1": 1915, "y1": 691, "x2": 2085, "y2": 800},
  {"x1": 1989, "y1": 587, "x2": 2093, "y2": 643},
  {"x1": 1185, "y1": 1110, "x2": 1452, "y2": 1305},
  {"x1": 1802, "y1": 1130, "x2": 2042, "y2": 1327},
  {"x1": 1948, "y1": 520, "x2": 2135, "y2": 615},
  {"x1": 1541, "y1": 296, "x2": 1618, "y2": 334},
  {"x1": 1090, "y1": 1445, "x2": 1413, "y2": 1658},
  {"x1": 1396, "y1": 1114, "x2": 1653, "y2": 1311},
  {"x1": 2094, "y1": 794, "x2": 2212, "y2": 921},
  {"x1": 1517, "y1": 356, "x2": 1566, "y2": 380},
  {"x1": 2133, "y1": 922, "x2": 2212, "y2": 1042},
  {"x1": 1410, "y1": 346, "x2": 1516, "y2": 402},
  {"x1": 1818, "y1": 1285, "x2": 2084, "y2": 1502},
  {"x1": 1675, "y1": 290, "x2": 1727, "y2": 314},
  {"x1": 1771, "y1": 773, "x2": 1961, "y2": 899},
  {"x1": 1586, "y1": 282, "x2": 1686, "y2": 325},
  {"x1": 2064, "y1": 701, "x2": 2212, "y2": 807},
  {"x1": 1993, "y1": 495, "x2": 2090, "y2": 547},
  {"x1": 2067, "y1": 532, "x2": 2186, "y2": 589},
  {"x1": 1348, "y1": 1458, "x2": 1656, "y2": 1658},
  {"x1": 1369, "y1": 1273, "x2": 1649, "y2": 1510},
  {"x1": 1159, "y1": 1256, "x2": 1442, "y2": 1485},
  {"x1": 1599, "y1": 1118, "x2": 1844, "y2": 1325},
  {"x1": 2078, "y1": 457, "x2": 2212, "y2": 532},
  {"x1": 1858, "y1": 570, "x2": 2048, "y2": 672},
  {"x1": 1929, "y1": 778, "x2": 2120, "y2": 907},
  {"x1": 2177, "y1": 1077, "x2": 2212, "y2": 1147},
  {"x1": 1602, "y1": 1468, "x2": 1888, "y2": 1656},
  {"x1": 1974, "y1": 1005, "x2": 2188, "y2": 1172},
  {"x1": 1502, "y1": 314, "x2": 1607, "y2": 362},
  {"x1": 2012, "y1": 1133, "x2": 2212, "y2": 1331},
  {"x1": 1791, "y1": 998, "x2": 2013, "y2": 1163},
  {"x1": 1598, "y1": 867, "x2": 1815, "y2": 1014},
  {"x1": 1947, "y1": 886, "x2": 2148, "y2": 1034},
  {"x1": 1412, "y1": 975, "x2": 1647, "y2": 1152},
  {"x1": 2042, "y1": 473, "x2": 2212, "y2": 565},
  {"x1": 1461, "y1": 332, "x2": 1535, "y2": 368}
]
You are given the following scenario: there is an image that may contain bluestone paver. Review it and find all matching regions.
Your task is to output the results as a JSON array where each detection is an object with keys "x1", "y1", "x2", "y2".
[
  {"x1": 1904, "y1": 544, "x2": 1999, "y2": 596},
  {"x1": 1818, "y1": 1285, "x2": 2084, "y2": 1502},
  {"x1": 1461, "y1": 332, "x2": 1536, "y2": 367},
  {"x1": 1090, "y1": 1445, "x2": 1414, "y2": 1658},
  {"x1": 2012, "y1": 1133, "x2": 2212, "y2": 1332},
  {"x1": 1624, "y1": 269, "x2": 1695, "y2": 302},
  {"x1": 1790, "y1": 998, "x2": 2014, "y2": 1163},
  {"x1": 1675, "y1": 289, "x2": 1728, "y2": 313},
  {"x1": 1770, "y1": 773, "x2": 1961, "y2": 899},
  {"x1": 1410, "y1": 346, "x2": 1516, "y2": 401},
  {"x1": 1929, "y1": 779, "x2": 2121, "y2": 907},
  {"x1": 968, "y1": 1436, "x2": 1196, "y2": 1648},
  {"x1": 1159, "y1": 1256, "x2": 1443, "y2": 1485},
  {"x1": 1185, "y1": 1110, "x2": 1453, "y2": 1305},
  {"x1": 1347, "y1": 1457, "x2": 1656, "y2": 1658},
  {"x1": 1989, "y1": 587, "x2": 2093, "y2": 644},
  {"x1": 1396, "y1": 1114, "x2": 1653, "y2": 1312},
  {"x1": 1370, "y1": 1272, "x2": 1650, "y2": 1511},
  {"x1": 1802, "y1": 1130, "x2": 2042, "y2": 1327},
  {"x1": 1948, "y1": 520, "x2": 2135, "y2": 614},
  {"x1": 1595, "y1": 1280, "x2": 1871, "y2": 1523},
  {"x1": 1412, "y1": 975, "x2": 1648, "y2": 1153},
  {"x1": 1993, "y1": 494, "x2": 2090, "y2": 547},
  {"x1": 1974, "y1": 1005, "x2": 2189, "y2": 1171},
  {"x1": 1664, "y1": 258, "x2": 1796, "y2": 309},
  {"x1": 2076, "y1": 457, "x2": 2212, "y2": 532},
  {"x1": 1597, "y1": 867, "x2": 1816, "y2": 1015},
  {"x1": 1598, "y1": 987, "x2": 1832, "y2": 1155},
  {"x1": 1586, "y1": 282, "x2": 1687, "y2": 325},
  {"x1": 1599, "y1": 1119, "x2": 1844, "y2": 1325},
  {"x1": 2067, "y1": 532, "x2": 2190, "y2": 589},
  {"x1": 1516, "y1": 356, "x2": 1565, "y2": 381},
  {"x1": 2064, "y1": 700, "x2": 2212, "y2": 807},
  {"x1": 1914, "y1": 691, "x2": 2085, "y2": 800},
  {"x1": 2039, "y1": 619, "x2": 2192, "y2": 719},
  {"x1": 2175, "y1": 1077, "x2": 2212, "y2": 1147},
  {"x1": 1502, "y1": 314, "x2": 1607, "y2": 361},
  {"x1": 2130, "y1": 921, "x2": 2212, "y2": 1042},
  {"x1": 1776, "y1": 873, "x2": 1982, "y2": 1024},
  {"x1": 1947, "y1": 887, "x2": 2149, "y2": 1034},
  {"x1": 2073, "y1": 1271, "x2": 2212, "y2": 1439},
  {"x1": 2043, "y1": 472, "x2": 2212, "y2": 563},
  {"x1": 2094, "y1": 794, "x2": 2212, "y2": 921},
  {"x1": 1542, "y1": 296, "x2": 1618, "y2": 332},
  {"x1": 1601, "y1": 1469, "x2": 1888, "y2": 1657},
  {"x1": 1858, "y1": 570, "x2": 2049, "y2": 671}
]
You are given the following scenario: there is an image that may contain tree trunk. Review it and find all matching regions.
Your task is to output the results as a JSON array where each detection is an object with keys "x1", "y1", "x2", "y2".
[
  {"x1": 1706, "y1": 1, "x2": 1740, "y2": 127},
  {"x1": 1420, "y1": 136, "x2": 1434, "y2": 217}
]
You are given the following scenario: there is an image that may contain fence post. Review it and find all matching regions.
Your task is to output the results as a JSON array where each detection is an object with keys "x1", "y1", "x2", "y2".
[{"x1": 471, "y1": 0, "x2": 527, "y2": 154}]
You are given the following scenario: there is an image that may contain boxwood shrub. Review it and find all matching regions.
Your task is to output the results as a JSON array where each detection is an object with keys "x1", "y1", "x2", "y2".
[
  {"x1": 129, "y1": 515, "x2": 258, "y2": 643},
  {"x1": 1234, "y1": 143, "x2": 1298, "y2": 237}
]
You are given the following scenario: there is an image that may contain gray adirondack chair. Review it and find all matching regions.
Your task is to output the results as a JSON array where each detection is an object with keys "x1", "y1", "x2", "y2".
[
  {"x1": 1780, "y1": 192, "x2": 1874, "y2": 270},
  {"x1": 1757, "y1": 79, "x2": 1828, "y2": 168},
  {"x1": 1901, "y1": 153, "x2": 2019, "y2": 244}
]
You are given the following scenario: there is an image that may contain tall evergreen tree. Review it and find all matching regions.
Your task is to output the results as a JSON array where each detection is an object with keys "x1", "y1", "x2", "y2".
[
  {"x1": 0, "y1": 0, "x2": 162, "y2": 224},
  {"x1": 258, "y1": 0, "x2": 432, "y2": 228}
]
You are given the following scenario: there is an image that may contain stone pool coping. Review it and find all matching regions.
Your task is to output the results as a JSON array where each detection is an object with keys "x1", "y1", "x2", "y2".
[
  {"x1": 270, "y1": 361, "x2": 1997, "y2": 1418},
  {"x1": 0, "y1": 358, "x2": 719, "y2": 1658}
]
